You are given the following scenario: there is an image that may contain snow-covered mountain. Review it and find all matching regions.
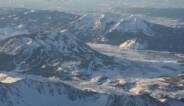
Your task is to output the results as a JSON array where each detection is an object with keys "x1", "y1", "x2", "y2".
[
  {"x1": 0, "y1": 70, "x2": 183, "y2": 106},
  {"x1": 0, "y1": 31, "x2": 123, "y2": 80},
  {"x1": 0, "y1": 8, "x2": 184, "y2": 106},
  {"x1": 1, "y1": 8, "x2": 184, "y2": 53},
  {"x1": 0, "y1": 8, "x2": 78, "y2": 33},
  {"x1": 67, "y1": 14, "x2": 155, "y2": 41},
  {"x1": 109, "y1": 15, "x2": 154, "y2": 36},
  {"x1": 65, "y1": 13, "x2": 121, "y2": 42},
  {"x1": 0, "y1": 73, "x2": 182, "y2": 106},
  {"x1": 67, "y1": 13, "x2": 184, "y2": 53},
  {"x1": 0, "y1": 72, "x2": 168, "y2": 106}
]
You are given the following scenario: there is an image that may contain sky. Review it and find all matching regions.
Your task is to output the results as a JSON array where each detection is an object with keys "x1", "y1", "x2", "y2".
[{"x1": 0, "y1": 0, "x2": 184, "y2": 11}]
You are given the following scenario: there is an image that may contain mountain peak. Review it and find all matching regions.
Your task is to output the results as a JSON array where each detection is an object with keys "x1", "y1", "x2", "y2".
[{"x1": 113, "y1": 15, "x2": 154, "y2": 36}]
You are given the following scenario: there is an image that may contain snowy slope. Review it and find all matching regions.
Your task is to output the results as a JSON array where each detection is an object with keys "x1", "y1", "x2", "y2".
[
  {"x1": 71, "y1": 14, "x2": 120, "y2": 33},
  {"x1": 67, "y1": 13, "x2": 184, "y2": 53},
  {"x1": 68, "y1": 14, "x2": 154, "y2": 42},
  {"x1": 0, "y1": 71, "x2": 183, "y2": 106},
  {"x1": 0, "y1": 72, "x2": 168, "y2": 106},
  {"x1": 66, "y1": 14, "x2": 121, "y2": 42},
  {"x1": 0, "y1": 31, "x2": 124, "y2": 80},
  {"x1": 69, "y1": 14, "x2": 154, "y2": 36},
  {"x1": 109, "y1": 15, "x2": 154, "y2": 36}
]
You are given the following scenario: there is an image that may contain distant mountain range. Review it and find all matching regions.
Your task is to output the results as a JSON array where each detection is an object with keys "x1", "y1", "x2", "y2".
[
  {"x1": 0, "y1": 8, "x2": 184, "y2": 52},
  {"x1": 66, "y1": 14, "x2": 184, "y2": 53}
]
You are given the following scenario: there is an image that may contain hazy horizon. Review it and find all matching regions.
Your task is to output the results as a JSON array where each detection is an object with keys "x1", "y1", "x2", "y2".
[{"x1": 0, "y1": 0, "x2": 184, "y2": 11}]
